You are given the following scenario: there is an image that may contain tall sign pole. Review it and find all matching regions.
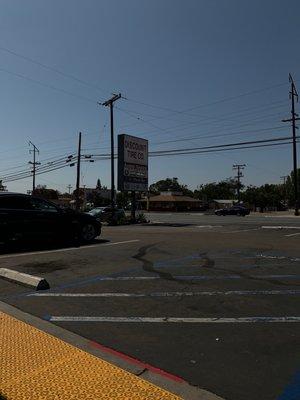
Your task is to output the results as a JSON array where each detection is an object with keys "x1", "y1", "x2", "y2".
[
  {"x1": 282, "y1": 74, "x2": 300, "y2": 216},
  {"x1": 101, "y1": 94, "x2": 121, "y2": 221}
]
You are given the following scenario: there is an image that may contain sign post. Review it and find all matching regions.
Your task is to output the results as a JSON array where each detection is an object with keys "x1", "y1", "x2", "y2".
[{"x1": 118, "y1": 134, "x2": 148, "y2": 220}]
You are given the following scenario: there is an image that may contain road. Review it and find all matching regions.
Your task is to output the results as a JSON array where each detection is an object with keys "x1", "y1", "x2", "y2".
[{"x1": 1, "y1": 212, "x2": 300, "y2": 400}]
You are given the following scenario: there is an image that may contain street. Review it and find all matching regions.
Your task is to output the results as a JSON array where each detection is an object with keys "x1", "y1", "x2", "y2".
[{"x1": 1, "y1": 213, "x2": 300, "y2": 400}]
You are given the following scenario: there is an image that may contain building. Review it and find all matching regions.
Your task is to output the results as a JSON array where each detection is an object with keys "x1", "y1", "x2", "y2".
[{"x1": 140, "y1": 191, "x2": 205, "y2": 212}]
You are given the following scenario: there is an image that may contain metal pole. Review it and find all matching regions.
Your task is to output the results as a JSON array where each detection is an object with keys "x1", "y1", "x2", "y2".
[
  {"x1": 291, "y1": 82, "x2": 299, "y2": 215},
  {"x1": 75, "y1": 132, "x2": 82, "y2": 211},
  {"x1": 33, "y1": 146, "x2": 36, "y2": 192},
  {"x1": 131, "y1": 191, "x2": 136, "y2": 222},
  {"x1": 110, "y1": 103, "x2": 115, "y2": 219},
  {"x1": 282, "y1": 74, "x2": 300, "y2": 216},
  {"x1": 29, "y1": 141, "x2": 40, "y2": 194}
]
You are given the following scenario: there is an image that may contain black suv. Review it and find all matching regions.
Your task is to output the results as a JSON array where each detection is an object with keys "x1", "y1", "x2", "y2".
[{"x1": 0, "y1": 192, "x2": 101, "y2": 246}]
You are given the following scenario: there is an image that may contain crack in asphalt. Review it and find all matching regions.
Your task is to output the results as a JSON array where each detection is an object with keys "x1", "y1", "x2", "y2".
[
  {"x1": 199, "y1": 251, "x2": 300, "y2": 287},
  {"x1": 133, "y1": 245, "x2": 299, "y2": 288},
  {"x1": 132, "y1": 244, "x2": 180, "y2": 282}
]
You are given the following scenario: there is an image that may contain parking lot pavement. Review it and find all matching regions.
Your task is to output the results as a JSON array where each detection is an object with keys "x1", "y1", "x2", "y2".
[{"x1": 1, "y1": 215, "x2": 300, "y2": 400}]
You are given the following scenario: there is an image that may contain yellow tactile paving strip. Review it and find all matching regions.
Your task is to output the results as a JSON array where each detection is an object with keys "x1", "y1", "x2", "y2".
[{"x1": 0, "y1": 312, "x2": 182, "y2": 399}]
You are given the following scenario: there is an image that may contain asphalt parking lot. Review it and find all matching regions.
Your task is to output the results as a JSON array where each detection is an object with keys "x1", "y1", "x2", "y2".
[{"x1": 1, "y1": 212, "x2": 300, "y2": 400}]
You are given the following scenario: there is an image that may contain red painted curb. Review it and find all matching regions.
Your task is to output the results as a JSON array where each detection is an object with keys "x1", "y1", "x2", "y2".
[{"x1": 89, "y1": 340, "x2": 185, "y2": 383}]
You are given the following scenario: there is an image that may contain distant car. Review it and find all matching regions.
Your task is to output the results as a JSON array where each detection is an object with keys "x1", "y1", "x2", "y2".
[
  {"x1": 88, "y1": 207, "x2": 126, "y2": 222},
  {"x1": 215, "y1": 205, "x2": 250, "y2": 216},
  {"x1": 0, "y1": 192, "x2": 101, "y2": 246}
]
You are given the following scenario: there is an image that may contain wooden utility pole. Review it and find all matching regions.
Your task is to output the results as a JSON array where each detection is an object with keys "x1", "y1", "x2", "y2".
[
  {"x1": 233, "y1": 164, "x2": 246, "y2": 203},
  {"x1": 101, "y1": 94, "x2": 122, "y2": 221},
  {"x1": 29, "y1": 141, "x2": 40, "y2": 193},
  {"x1": 282, "y1": 74, "x2": 300, "y2": 216},
  {"x1": 75, "y1": 132, "x2": 82, "y2": 211}
]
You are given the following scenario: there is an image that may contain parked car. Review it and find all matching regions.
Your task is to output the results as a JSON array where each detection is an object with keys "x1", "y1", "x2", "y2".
[
  {"x1": 88, "y1": 207, "x2": 126, "y2": 222},
  {"x1": 215, "y1": 205, "x2": 250, "y2": 216},
  {"x1": 0, "y1": 192, "x2": 101, "y2": 246}
]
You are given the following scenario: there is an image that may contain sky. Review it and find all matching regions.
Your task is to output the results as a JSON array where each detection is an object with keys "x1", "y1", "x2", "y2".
[{"x1": 0, "y1": 0, "x2": 299, "y2": 193}]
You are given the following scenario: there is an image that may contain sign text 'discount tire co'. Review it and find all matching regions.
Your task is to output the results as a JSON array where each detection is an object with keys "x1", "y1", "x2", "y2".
[{"x1": 118, "y1": 134, "x2": 148, "y2": 192}]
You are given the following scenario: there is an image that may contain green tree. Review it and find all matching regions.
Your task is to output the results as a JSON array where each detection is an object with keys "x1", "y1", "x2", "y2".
[
  {"x1": 96, "y1": 178, "x2": 101, "y2": 189},
  {"x1": 242, "y1": 184, "x2": 285, "y2": 212},
  {"x1": 116, "y1": 191, "x2": 131, "y2": 208},
  {"x1": 33, "y1": 186, "x2": 59, "y2": 200},
  {"x1": 285, "y1": 168, "x2": 300, "y2": 206},
  {"x1": 194, "y1": 179, "x2": 237, "y2": 201},
  {"x1": 149, "y1": 177, "x2": 193, "y2": 196}
]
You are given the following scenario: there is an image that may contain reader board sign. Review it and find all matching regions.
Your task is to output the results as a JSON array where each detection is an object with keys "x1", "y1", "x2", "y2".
[{"x1": 118, "y1": 134, "x2": 148, "y2": 192}]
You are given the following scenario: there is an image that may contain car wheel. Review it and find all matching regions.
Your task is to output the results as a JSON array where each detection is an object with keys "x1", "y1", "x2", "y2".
[{"x1": 80, "y1": 223, "x2": 97, "y2": 243}]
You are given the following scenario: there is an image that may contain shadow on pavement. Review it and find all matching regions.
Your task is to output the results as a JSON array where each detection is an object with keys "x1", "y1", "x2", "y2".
[{"x1": 0, "y1": 238, "x2": 110, "y2": 255}]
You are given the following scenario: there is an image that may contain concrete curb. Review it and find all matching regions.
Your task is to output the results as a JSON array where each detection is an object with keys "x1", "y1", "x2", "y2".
[
  {"x1": 0, "y1": 301, "x2": 225, "y2": 400},
  {"x1": 0, "y1": 268, "x2": 50, "y2": 290}
]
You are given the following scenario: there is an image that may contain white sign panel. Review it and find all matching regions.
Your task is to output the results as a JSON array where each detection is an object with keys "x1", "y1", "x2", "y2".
[{"x1": 123, "y1": 135, "x2": 148, "y2": 166}]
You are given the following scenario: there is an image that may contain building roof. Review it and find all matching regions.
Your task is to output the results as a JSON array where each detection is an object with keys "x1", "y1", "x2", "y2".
[{"x1": 148, "y1": 194, "x2": 201, "y2": 203}]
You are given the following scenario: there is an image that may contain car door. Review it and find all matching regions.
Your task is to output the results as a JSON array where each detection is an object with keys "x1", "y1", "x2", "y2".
[
  {"x1": 0, "y1": 195, "x2": 34, "y2": 242},
  {"x1": 27, "y1": 197, "x2": 62, "y2": 240}
]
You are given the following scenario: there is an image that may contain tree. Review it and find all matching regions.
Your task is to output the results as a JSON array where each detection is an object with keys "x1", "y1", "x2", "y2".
[
  {"x1": 0, "y1": 180, "x2": 6, "y2": 191},
  {"x1": 116, "y1": 192, "x2": 131, "y2": 209},
  {"x1": 33, "y1": 186, "x2": 59, "y2": 200},
  {"x1": 149, "y1": 177, "x2": 193, "y2": 196},
  {"x1": 96, "y1": 179, "x2": 101, "y2": 189},
  {"x1": 242, "y1": 184, "x2": 285, "y2": 212},
  {"x1": 285, "y1": 168, "x2": 300, "y2": 207},
  {"x1": 194, "y1": 179, "x2": 237, "y2": 201}
]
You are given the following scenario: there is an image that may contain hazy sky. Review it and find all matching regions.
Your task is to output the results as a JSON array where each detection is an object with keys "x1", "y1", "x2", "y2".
[{"x1": 0, "y1": 0, "x2": 299, "y2": 193}]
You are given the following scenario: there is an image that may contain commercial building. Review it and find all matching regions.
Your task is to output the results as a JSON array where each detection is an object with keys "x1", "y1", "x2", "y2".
[{"x1": 140, "y1": 191, "x2": 205, "y2": 212}]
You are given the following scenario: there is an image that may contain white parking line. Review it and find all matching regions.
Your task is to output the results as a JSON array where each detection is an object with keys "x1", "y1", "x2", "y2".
[
  {"x1": 49, "y1": 316, "x2": 300, "y2": 323},
  {"x1": 196, "y1": 225, "x2": 223, "y2": 228},
  {"x1": 30, "y1": 289, "x2": 300, "y2": 297},
  {"x1": 221, "y1": 228, "x2": 260, "y2": 233},
  {"x1": 43, "y1": 274, "x2": 299, "y2": 282},
  {"x1": 0, "y1": 240, "x2": 140, "y2": 259},
  {"x1": 285, "y1": 232, "x2": 300, "y2": 237},
  {"x1": 262, "y1": 226, "x2": 300, "y2": 230},
  {"x1": 104, "y1": 240, "x2": 140, "y2": 246}
]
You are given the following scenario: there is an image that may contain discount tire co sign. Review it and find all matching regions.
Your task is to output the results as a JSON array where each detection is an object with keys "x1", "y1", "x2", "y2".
[{"x1": 118, "y1": 134, "x2": 148, "y2": 192}]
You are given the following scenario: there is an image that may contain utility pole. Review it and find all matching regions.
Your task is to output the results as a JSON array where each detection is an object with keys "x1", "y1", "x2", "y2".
[
  {"x1": 233, "y1": 164, "x2": 246, "y2": 203},
  {"x1": 67, "y1": 184, "x2": 72, "y2": 194},
  {"x1": 75, "y1": 132, "x2": 82, "y2": 211},
  {"x1": 28, "y1": 141, "x2": 41, "y2": 193},
  {"x1": 282, "y1": 74, "x2": 300, "y2": 216},
  {"x1": 101, "y1": 93, "x2": 122, "y2": 222},
  {"x1": 280, "y1": 175, "x2": 289, "y2": 207}
]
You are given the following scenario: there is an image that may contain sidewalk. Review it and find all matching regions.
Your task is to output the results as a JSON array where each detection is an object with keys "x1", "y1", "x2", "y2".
[
  {"x1": 0, "y1": 311, "x2": 181, "y2": 400},
  {"x1": 0, "y1": 302, "x2": 223, "y2": 400}
]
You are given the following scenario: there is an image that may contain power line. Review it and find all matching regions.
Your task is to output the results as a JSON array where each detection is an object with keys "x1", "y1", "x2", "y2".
[
  {"x1": 123, "y1": 82, "x2": 287, "y2": 115},
  {"x1": 3, "y1": 140, "x2": 296, "y2": 184},
  {"x1": 0, "y1": 66, "x2": 99, "y2": 104},
  {"x1": 0, "y1": 45, "x2": 110, "y2": 96},
  {"x1": 148, "y1": 136, "x2": 296, "y2": 155}
]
